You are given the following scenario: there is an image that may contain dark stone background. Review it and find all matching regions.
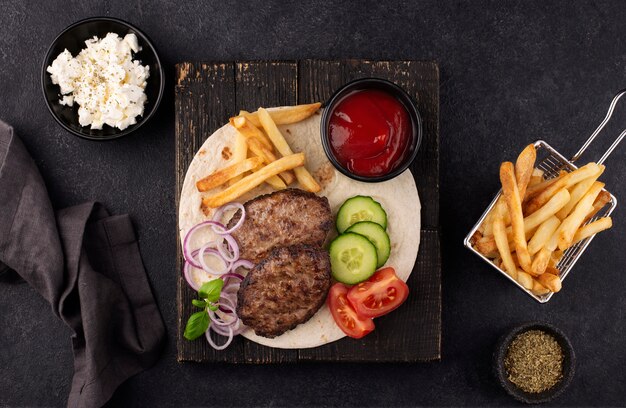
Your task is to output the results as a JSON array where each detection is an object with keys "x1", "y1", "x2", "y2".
[{"x1": 2, "y1": 1, "x2": 626, "y2": 406}]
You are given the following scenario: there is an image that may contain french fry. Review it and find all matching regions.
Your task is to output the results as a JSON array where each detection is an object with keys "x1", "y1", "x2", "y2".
[
  {"x1": 517, "y1": 270, "x2": 534, "y2": 290},
  {"x1": 525, "y1": 163, "x2": 599, "y2": 213},
  {"x1": 480, "y1": 147, "x2": 535, "y2": 234},
  {"x1": 537, "y1": 273, "x2": 562, "y2": 293},
  {"x1": 500, "y1": 162, "x2": 532, "y2": 272},
  {"x1": 556, "y1": 181, "x2": 604, "y2": 250},
  {"x1": 531, "y1": 247, "x2": 552, "y2": 276},
  {"x1": 493, "y1": 202, "x2": 517, "y2": 279},
  {"x1": 527, "y1": 216, "x2": 561, "y2": 256},
  {"x1": 246, "y1": 136, "x2": 295, "y2": 185},
  {"x1": 584, "y1": 190, "x2": 611, "y2": 222},
  {"x1": 251, "y1": 166, "x2": 286, "y2": 190},
  {"x1": 525, "y1": 174, "x2": 562, "y2": 201},
  {"x1": 475, "y1": 235, "x2": 499, "y2": 258},
  {"x1": 475, "y1": 189, "x2": 568, "y2": 256},
  {"x1": 572, "y1": 217, "x2": 613, "y2": 245},
  {"x1": 202, "y1": 153, "x2": 305, "y2": 208},
  {"x1": 515, "y1": 144, "x2": 537, "y2": 200},
  {"x1": 545, "y1": 266, "x2": 560, "y2": 276},
  {"x1": 257, "y1": 108, "x2": 321, "y2": 193},
  {"x1": 230, "y1": 116, "x2": 273, "y2": 150},
  {"x1": 227, "y1": 131, "x2": 249, "y2": 186},
  {"x1": 239, "y1": 103, "x2": 322, "y2": 128},
  {"x1": 247, "y1": 136, "x2": 277, "y2": 163},
  {"x1": 196, "y1": 156, "x2": 263, "y2": 192},
  {"x1": 523, "y1": 188, "x2": 570, "y2": 232},
  {"x1": 493, "y1": 256, "x2": 502, "y2": 268},
  {"x1": 278, "y1": 170, "x2": 296, "y2": 185},
  {"x1": 532, "y1": 279, "x2": 551, "y2": 296},
  {"x1": 529, "y1": 168, "x2": 544, "y2": 187},
  {"x1": 548, "y1": 250, "x2": 564, "y2": 268},
  {"x1": 556, "y1": 165, "x2": 605, "y2": 220}
]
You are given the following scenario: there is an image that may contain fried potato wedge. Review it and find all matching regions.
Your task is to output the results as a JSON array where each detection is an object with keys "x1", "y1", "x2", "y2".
[
  {"x1": 556, "y1": 181, "x2": 604, "y2": 250},
  {"x1": 258, "y1": 108, "x2": 321, "y2": 193},
  {"x1": 572, "y1": 217, "x2": 613, "y2": 245},
  {"x1": 196, "y1": 156, "x2": 263, "y2": 192},
  {"x1": 202, "y1": 153, "x2": 305, "y2": 208},
  {"x1": 500, "y1": 162, "x2": 532, "y2": 272},
  {"x1": 238, "y1": 102, "x2": 322, "y2": 128},
  {"x1": 227, "y1": 131, "x2": 249, "y2": 186},
  {"x1": 529, "y1": 168, "x2": 544, "y2": 187},
  {"x1": 525, "y1": 163, "x2": 599, "y2": 214},
  {"x1": 230, "y1": 116, "x2": 273, "y2": 150},
  {"x1": 246, "y1": 136, "x2": 295, "y2": 185},
  {"x1": 556, "y1": 165, "x2": 605, "y2": 220},
  {"x1": 524, "y1": 188, "x2": 571, "y2": 232},
  {"x1": 517, "y1": 270, "x2": 535, "y2": 290},
  {"x1": 584, "y1": 190, "x2": 611, "y2": 222},
  {"x1": 528, "y1": 216, "x2": 561, "y2": 256},
  {"x1": 537, "y1": 273, "x2": 562, "y2": 293},
  {"x1": 525, "y1": 174, "x2": 562, "y2": 201},
  {"x1": 493, "y1": 202, "x2": 517, "y2": 279},
  {"x1": 531, "y1": 247, "x2": 552, "y2": 276},
  {"x1": 515, "y1": 144, "x2": 537, "y2": 200}
]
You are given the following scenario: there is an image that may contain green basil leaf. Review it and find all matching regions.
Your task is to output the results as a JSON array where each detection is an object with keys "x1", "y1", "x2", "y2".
[
  {"x1": 192, "y1": 299, "x2": 207, "y2": 309},
  {"x1": 183, "y1": 311, "x2": 209, "y2": 340},
  {"x1": 208, "y1": 303, "x2": 219, "y2": 311},
  {"x1": 198, "y1": 278, "x2": 224, "y2": 303}
]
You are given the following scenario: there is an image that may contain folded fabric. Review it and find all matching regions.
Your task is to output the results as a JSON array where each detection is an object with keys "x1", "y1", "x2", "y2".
[{"x1": 0, "y1": 120, "x2": 165, "y2": 408}]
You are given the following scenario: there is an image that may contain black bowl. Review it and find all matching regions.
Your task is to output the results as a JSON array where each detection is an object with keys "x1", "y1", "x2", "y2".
[
  {"x1": 41, "y1": 17, "x2": 164, "y2": 140},
  {"x1": 494, "y1": 322, "x2": 576, "y2": 404},
  {"x1": 320, "y1": 78, "x2": 422, "y2": 182}
]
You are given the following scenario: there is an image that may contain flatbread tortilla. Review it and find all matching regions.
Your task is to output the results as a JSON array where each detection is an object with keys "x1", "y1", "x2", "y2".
[{"x1": 179, "y1": 107, "x2": 421, "y2": 349}]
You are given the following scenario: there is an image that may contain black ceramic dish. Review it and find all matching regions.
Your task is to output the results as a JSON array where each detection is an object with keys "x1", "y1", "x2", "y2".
[
  {"x1": 41, "y1": 17, "x2": 164, "y2": 141},
  {"x1": 320, "y1": 78, "x2": 422, "y2": 182},
  {"x1": 494, "y1": 322, "x2": 576, "y2": 404}
]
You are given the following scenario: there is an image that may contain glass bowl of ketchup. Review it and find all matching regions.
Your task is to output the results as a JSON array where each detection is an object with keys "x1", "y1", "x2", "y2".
[{"x1": 321, "y1": 78, "x2": 422, "y2": 182}]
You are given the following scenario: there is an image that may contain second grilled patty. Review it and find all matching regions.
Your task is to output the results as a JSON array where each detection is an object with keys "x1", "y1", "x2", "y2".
[{"x1": 236, "y1": 245, "x2": 331, "y2": 338}]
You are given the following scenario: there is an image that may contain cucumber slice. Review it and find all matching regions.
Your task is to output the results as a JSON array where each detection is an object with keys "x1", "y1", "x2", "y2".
[
  {"x1": 329, "y1": 232, "x2": 378, "y2": 284},
  {"x1": 346, "y1": 221, "x2": 391, "y2": 268},
  {"x1": 336, "y1": 196, "x2": 388, "y2": 233}
]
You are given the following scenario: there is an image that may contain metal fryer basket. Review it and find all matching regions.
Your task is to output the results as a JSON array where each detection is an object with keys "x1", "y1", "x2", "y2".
[{"x1": 464, "y1": 90, "x2": 626, "y2": 303}]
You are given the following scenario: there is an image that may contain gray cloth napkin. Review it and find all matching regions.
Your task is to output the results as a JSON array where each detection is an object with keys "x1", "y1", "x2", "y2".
[{"x1": 0, "y1": 120, "x2": 165, "y2": 408}]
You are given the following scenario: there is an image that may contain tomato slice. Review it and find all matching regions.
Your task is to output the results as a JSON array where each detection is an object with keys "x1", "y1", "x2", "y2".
[
  {"x1": 347, "y1": 267, "x2": 409, "y2": 318},
  {"x1": 328, "y1": 283, "x2": 375, "y2": 339}
]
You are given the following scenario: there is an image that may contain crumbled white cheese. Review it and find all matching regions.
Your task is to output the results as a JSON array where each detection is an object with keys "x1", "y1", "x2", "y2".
[{"x1": 47, "y1": 33, "x2": 150, "y2": 130}]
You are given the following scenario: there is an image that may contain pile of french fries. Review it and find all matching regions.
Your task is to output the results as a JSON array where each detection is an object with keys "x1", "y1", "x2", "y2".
[
  {"x1": 197, "y1": 103, "x2": 322, "y2": 208},
  {"x1": 471, "y1": 144, "x2": 613, "y2": 296}
]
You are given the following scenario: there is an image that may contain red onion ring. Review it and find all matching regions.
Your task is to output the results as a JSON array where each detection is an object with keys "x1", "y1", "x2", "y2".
[
  {"x1": 183, "y1": 202, "x2": 253, "y2": 349},
  {"x1": 198, "y1": 245, "x2": 231, "y2": 276},
  {"x1": 183, "y1": 261, "x2": 200, "y2": 292},
  {"x1": 217, "y1": 234, "x2": 239, "y2": 262},
  {"x1": 211, "y1": 320, "x2": 244, "y2": 336},
  {"x1": 183, "y1": 220, "x2": 225, "y2": 268},
  {"x1": 206, "y1": 326, "x2": 233, "y2": 350},
  {"x1": 208, "y1": 302, "x2": 237, "y2": 326},
  {"x1": 211, "y1": 202, "x2": 245, "y2": 235},
  {"x1": 221, "y1": 272, "x2": 245, "y2": 281},
  {"x1": 232, "y1": 259, "x2": 254, "y2": 271}
]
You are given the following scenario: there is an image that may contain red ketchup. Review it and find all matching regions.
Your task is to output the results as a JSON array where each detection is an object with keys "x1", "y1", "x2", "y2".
[{"x1": 328, "y1": 89, "x2": 412, "y2": 177}]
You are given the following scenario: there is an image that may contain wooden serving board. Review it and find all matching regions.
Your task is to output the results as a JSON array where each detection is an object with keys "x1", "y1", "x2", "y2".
[{"x1": 175, "y1": 60, "x2": 441, "y2": 363}]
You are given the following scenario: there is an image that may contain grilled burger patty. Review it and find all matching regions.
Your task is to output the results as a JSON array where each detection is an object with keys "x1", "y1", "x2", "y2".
[
  {"x1": 228, "y1": 189, "x2": 332, "y2": 263},
  {"x1": 237, "y1": 245, "x2": 331, "y2": 338}
]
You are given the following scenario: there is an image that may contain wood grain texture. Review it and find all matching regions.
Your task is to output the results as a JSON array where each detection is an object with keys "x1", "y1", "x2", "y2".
[
  {"x1": 235, "y1": 61, "x2": 300, "y2": 363},
  {"x1": 175, "y1": 60, "x2": 441, "y2": 363}
]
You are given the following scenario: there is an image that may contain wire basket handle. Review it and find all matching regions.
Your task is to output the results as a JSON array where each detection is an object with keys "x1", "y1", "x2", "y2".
[{"x1": 571, "y1": 89, "x2": 626, "y2": 165}]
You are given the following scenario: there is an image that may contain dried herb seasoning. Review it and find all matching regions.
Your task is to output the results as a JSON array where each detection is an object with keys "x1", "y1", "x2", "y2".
[{"x1": 504, "y1": 330, "x2": 564, "y2": 393}]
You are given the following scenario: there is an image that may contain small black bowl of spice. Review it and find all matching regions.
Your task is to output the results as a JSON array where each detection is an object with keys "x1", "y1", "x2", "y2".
[{"x1": 494, "y1": 322, "x2": 575, "y2": 404}]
